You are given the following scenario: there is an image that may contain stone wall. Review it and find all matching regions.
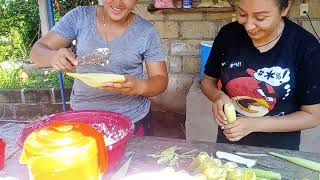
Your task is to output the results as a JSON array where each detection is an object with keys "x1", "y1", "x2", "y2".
[{"x1": 134, "y1": 0, "x2": 320, "y2": 74}]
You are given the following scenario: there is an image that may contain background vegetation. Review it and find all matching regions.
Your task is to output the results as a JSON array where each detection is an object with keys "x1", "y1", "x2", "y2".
[{"x1": 0, "y1": 0, "x2": 98, "y2": 88}]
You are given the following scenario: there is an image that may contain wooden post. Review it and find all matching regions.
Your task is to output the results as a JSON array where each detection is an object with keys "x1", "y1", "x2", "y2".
[{"x1": 38, "y1": 0, "x2": 50, "y2": 37}]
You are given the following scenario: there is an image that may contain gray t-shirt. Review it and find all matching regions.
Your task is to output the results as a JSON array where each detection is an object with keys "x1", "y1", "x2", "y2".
[{"x1": 51, "y1": 6, "x2": 165, "y2": 123}]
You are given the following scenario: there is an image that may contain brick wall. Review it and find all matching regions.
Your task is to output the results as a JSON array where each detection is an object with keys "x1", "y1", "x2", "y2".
[
  {"x1": 0, "y1": 74, "x2": 194, "y2": 120},
  {"x1": 0, "y1": 88, "x2": 71, "y2": 120},
  {"x1": 134, "y1": 0, "x2": 320, "y2": 74}
]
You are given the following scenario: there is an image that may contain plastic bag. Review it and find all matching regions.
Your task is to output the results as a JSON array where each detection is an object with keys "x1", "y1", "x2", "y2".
[{"x1": 154, "y1": 0, "x2": 175, "y2": 8}]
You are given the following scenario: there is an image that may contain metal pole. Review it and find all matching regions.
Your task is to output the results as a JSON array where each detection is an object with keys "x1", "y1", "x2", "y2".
[{"x1": 47, "y1": 0, "x2": 67, "y2": 112}]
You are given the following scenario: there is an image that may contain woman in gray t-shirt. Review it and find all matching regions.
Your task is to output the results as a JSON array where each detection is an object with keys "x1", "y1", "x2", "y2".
[{"x1": 30, "y1": 1, "x2": 168, "y2": 136}]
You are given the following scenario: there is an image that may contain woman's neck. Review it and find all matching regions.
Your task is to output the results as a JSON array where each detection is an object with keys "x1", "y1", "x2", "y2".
[
  {"x1": 98, "y1": 5, "x2": 132, "y2": 28},
  {"x1": 253, "y1": 19, "x2": 284, "y2": 52}
]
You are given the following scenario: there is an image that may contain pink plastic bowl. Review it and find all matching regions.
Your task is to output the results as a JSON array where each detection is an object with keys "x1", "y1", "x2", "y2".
[
  {"x1": 17, "y1": 110, "x2": 134, "y2": 173},
  {"x1": 0, "y1": 137, "x2": 5, "y2": 170}
]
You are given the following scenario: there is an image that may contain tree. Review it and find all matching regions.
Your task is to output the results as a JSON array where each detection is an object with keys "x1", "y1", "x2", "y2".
[
  {"x1": 0, "y1": 0, "x2": 40, "y2": 62},
  {"x1": 0, "y1": 0, "x2": 98, "y2": 62}
]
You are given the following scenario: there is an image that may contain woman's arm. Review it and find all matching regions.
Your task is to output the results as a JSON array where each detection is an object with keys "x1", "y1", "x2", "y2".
[
  {"x1": 103, "y1": 61, "x2": 168, "y2": 97},
  {"x1": 30, "y1": 31, "x2": 76, "y2": 70},
  {"x1": 255, "y1": 104, "x2": 320, "y2": 132},
  {"x1": 201, "y1": 75, "x2": 233, "y2": 126},
  {"x1": 224, "y1": 104, "x2": 320, "y2": 141},
  {"x1": 140, "y1": 61, "x2": 168, "y2": 97},
  {"x1": 201, "y1": 75, "x2": 224, "y2": 102}
]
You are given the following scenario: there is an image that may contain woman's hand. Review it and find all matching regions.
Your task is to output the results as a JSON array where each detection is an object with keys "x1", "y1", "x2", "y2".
[
  {"x1": 101, "y1": 75, "x2": 145, "y2": 96},
  {"x1": 212, "y1": 93, "x2": 232, "y2": 127},
  {"x1": 49, "y1": 48, "x2": 77, "y2": 71},
  {"x1": 223, "y1": 117, "x2": 257, "y2": 141}
]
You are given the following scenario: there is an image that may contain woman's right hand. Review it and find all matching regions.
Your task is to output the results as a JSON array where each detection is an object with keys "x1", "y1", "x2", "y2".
[
  {"x1": 49, "y1": 48, "x2": 77, "y2": 71},
  {"x1": 212, "y1": 92, "x2": 232, "y2": 127}
]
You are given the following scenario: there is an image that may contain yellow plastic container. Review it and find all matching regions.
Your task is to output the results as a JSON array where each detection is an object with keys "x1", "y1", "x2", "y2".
[{"x1": 20, "y1": 122, "x2": 107, "y2": 180}]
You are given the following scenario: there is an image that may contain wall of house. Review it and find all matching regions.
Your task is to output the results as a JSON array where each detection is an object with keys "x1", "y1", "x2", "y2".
[
  {"x1": 134, "y1": 0, "x2": 320, "y2": 114},
  {"x1": 135, "y1": 0, "x2": 320, "y2": 74}
]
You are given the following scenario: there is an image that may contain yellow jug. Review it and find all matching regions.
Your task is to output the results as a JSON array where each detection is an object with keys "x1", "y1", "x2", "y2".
[{"x1": 20, "y1": 121, "x2": 108, "y2": 180}]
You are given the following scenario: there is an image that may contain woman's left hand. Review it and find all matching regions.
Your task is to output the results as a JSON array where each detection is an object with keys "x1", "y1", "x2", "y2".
[
  {"x1": 223, "y1": 117, "x2": 258, "y2": 142},
  {"x1": 101, "y1": 75, "x2": 145, "y2": 96}
]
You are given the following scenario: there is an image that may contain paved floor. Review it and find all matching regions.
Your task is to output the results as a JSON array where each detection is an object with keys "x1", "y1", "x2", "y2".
[{"x1": 0, "y1": 122, "x2": 27, "y2": 158}]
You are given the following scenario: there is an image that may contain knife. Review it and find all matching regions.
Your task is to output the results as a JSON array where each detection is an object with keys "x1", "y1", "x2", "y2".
[
  {"x1": 216, "y1": 151, "x2": 257, "y2": 168},
  {"x1": 77, "y1": 48, "x2": 111, "y2": 66},
  {"x1": 110, "y1": 155, "x2": 133, "y2": 180}
]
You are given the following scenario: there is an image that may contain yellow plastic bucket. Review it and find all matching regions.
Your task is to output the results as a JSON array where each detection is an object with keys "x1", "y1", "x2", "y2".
[{"x1": 20, "y1": 122, "x2": 107, "y2": 180}]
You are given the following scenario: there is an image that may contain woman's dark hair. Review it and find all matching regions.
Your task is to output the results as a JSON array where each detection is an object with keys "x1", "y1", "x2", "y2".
[{"x1": 274, "y1": 0, "x2": 289, "y2": 10}]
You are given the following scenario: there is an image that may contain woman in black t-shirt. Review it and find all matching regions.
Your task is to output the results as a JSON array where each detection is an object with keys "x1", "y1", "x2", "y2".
[{"x1": 201, "y1": 0, "x2": 320, "y2": 150}]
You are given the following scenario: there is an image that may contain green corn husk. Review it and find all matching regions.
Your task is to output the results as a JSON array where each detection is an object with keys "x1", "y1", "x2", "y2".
[
  {"x1": 269, "y1": 152, "x2": 320, "y2": 172},
  {"x1": 227, "y1": 168, "x2": 245, "y2": 180},
  {"x1": 203, "y1": 167, "x2": 228, "y2": 180},
  {"x1": 223, "y1": 162, "x2": 238, "y2": 172},
  {"x1": 248, "y1": 168, "x2": 281, "y2": 180},
  {"x1": 194, "y1": 152, "x2": 211, "y2": 167}
]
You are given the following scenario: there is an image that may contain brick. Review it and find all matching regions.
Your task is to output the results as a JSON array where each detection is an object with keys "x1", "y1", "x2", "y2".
[
  {"x1": 288, "y1": 0, "x2": 320, "y2": 18},
  {"x1": 309, "y1": 0, "x2": 320, "y2": 18},
  {"x1": 137, "y1": 0, "x2": 149, "y2": 3},
  {"x1": 181, "y1": 21, "x2": 216, "y2": 39},
  {"x1": 161, "y1": 39, "x2": 171, "y2": 56},
  {"x1": 171, "y1": 40, "x2": 201, "y2": 56},
  {"x1": 153, "y1": 21, "x2": 179, "y2": 38},
  {"x1": 0, "y1": 104, "x2": 15, "y2": 119},
  {"x1": 54, "y1": 88, "x2": 72, "y2": 103},
  {"x1": 43, "y1": 103, "x2": 71, "y2": 114},
  {"x1": 24, "y1": 88, "x2": 52, "y2": 103},
  {"x1": 182, "y1": 56, "x2": 200, "y2": 73},
  {"x1": 167, "y1": 56, "x2": 182, "y2": 73},
  {"x1": 195, "y1": 57, "x2": 201, "y2": 73},
  {"x1": 302, "y1": 20, "x2": 320, "y2": 39},
  {"x1": 215, "y1": 21, "x2": 231, "y2": 35},
  {"x1": 167, "y1": 12, "x2": 203, "y2": 20},
  {"x1": 287, "y1": 0, "x2": 300, "y2": 18},
  {"x1": 288, "y1": 18, "x2": 300, "y2": 26},
  {"x1": 150, "y1": 74, "x2": 194, "y2": 113},
  {"x1": 206, "y1": 12, "x2": 233, "y2": 20},
  {"x1": 14, "y1": 103, "x2": 45, "y2": 120},
  {"x1": 143, "y1": 62, "x2": 147, "y2": 74},
  {"x1": 134, "y1": 3, "x2": 165, "y2": 21},
  {"x1": 0, "y1": 89, "x2": 22, "y2": 103}
]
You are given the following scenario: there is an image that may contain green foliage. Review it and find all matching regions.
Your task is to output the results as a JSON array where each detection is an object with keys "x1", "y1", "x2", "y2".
[
  {"x1": 0, "y1": 0, "x2": 40, "y2": 62},
  {"x1": 53, "y1": 0, "x2": 98, "y2": 17},
  {"x1": 0, "y1": 0, "x2": 98, "y2": 63},
  {"x1": 0, "y1": 67, "x2": 73, "y2": 88},
  {"x1": 0, "y1": 68, "x2": 23, "y2": 88},
  {"x1": 0, "y1": 0, "x2": 101, "y2": 88}
]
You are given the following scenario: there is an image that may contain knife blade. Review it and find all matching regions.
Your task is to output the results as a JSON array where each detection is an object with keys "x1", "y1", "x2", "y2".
[
  {"x1": 77, "y1": 48, "x2": 111, "y2": 66},
  {"x1": 235, "y1": 152, "x2": 269, "y2": 157},
  {"x1": 110, "y1": 155, "x2": 133, "y2": 180}
]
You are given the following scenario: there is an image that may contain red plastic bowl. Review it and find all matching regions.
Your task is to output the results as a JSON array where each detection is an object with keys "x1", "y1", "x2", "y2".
[
  {"x1": 0, "y1": 137, "x2": 5, "y2": 170},
  {"x1": 16, "y1": 110, "x2": 134, "y2": 173}
]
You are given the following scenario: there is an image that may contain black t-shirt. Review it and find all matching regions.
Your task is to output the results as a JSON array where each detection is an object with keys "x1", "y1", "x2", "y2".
[{"x1": 204, "y1": 17, "x2": 320, "y2": 150}]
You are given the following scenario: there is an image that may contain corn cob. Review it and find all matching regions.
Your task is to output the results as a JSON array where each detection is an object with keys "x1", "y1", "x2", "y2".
[{"x1": 224, "y1": 103, "x2": 237, "y2": 123}]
